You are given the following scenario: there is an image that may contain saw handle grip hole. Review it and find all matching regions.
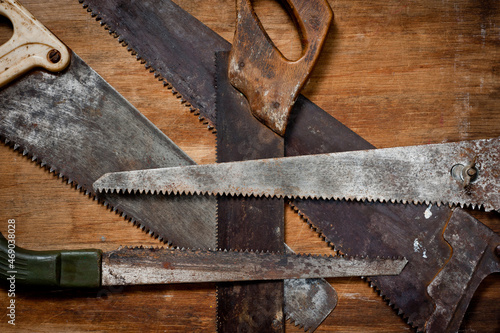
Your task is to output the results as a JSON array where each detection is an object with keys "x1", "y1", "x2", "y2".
[
  {"x1": 251, "y1": 0, "x2": 302, "y2": 61},
  {"x1": 0, "y1": 15, "x2": 13, "y2": 46}
]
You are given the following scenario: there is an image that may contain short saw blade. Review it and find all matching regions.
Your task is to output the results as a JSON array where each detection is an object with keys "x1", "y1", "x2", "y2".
[
  {"x1": 102, "y1": 247, "x2": 408, "y2": 286},
  {"x1": 94, "y1": 137, "x2": 499, "y2": 212}
]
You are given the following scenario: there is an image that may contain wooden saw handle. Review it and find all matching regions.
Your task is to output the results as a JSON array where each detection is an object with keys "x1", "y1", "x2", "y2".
[
  {"x1": 0, "y1": 0, "x2": 70, "y2": 88},
  {"x1": 228, "y1": 0, "x2": 333, "y2": 136}
]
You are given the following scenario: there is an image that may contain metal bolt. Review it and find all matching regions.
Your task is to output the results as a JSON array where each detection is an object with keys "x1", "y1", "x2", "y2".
[
  {"x1": 273, "y1": 102, "x2": 280, "y2": 109},
  {"x1": 239, "y1": 61, "x2": 245, "y2": 68},
  {"x1": 467, "y1": 168, "x2": 477, "y2": 177},
  {"x1": 48, "y1": 49, "x2": 61, "y2": 64}
]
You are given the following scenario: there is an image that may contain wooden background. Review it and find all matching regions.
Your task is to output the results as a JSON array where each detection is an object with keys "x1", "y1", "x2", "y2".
[{"x1": 0, "y1": 0, "x2": 499, "y2": 331}]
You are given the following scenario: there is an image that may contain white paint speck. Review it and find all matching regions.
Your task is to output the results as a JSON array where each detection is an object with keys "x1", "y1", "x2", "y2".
[
  {"x1": 424, "y1": 204, "x2": 433, "y2": 219},
  {"x1": 413, "y1": 238, "x2": 420, "y2": 252},
  {"x1": 413, "y1": 238, "x2": 428, "y2": 259}
]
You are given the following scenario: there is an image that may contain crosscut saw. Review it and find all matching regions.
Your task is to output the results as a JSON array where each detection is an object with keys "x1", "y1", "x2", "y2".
[
  {"x1": 216, "y1": 0, "x2": 334, "y2": 328},
  {"x1": 215, "y1": 0, "x2": 333, "y2": 330},
  {"x1": 0, "y1": 232, "x2": 406, "y2": 288},
  {"x1": 75, "y1": 0, "x2": 500, "y2": 331},
  {"x1": 94, "y1": 137, "x2": 500, "y2": 212},
  {"x1": 0, "y1": 0, "x2": 341, "y2": 331}
]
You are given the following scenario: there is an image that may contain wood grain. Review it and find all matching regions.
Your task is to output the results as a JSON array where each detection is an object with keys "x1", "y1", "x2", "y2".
[{"x1": 0, "y1": 0, "x2": 498, "y2": 331}]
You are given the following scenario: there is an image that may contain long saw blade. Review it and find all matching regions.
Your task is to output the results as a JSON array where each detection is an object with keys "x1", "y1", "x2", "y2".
[
  {"x1": 0, "y1": 51, "x2": 216, "y2": 248},
  {"x1": 94, "y1": 137, "x2": 500, "y2": 212}
]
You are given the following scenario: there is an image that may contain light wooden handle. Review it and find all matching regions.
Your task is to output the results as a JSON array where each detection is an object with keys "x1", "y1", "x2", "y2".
[{"x1": 0, "y1": 0, "x2": 70, "y2": 88}]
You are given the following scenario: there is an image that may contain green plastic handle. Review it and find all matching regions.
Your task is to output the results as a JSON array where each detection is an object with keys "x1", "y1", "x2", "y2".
[{"x1": 0, "y1": 232, "x2": 102, "y2": 288}]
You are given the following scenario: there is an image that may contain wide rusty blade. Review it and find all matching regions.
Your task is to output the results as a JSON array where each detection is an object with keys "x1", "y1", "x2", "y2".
[
  {"x1": 94, "y1": 137, "x2": 499, "y2": 212},
  {"x1": 425, "y1": 209, "x2": 500, "y2": 332},
  {"x1": 0, "y1": 52, "x2": 216, "y2": 249},
  {"x1": 215, "y1": 50, "x2": 337, "y2": 332},
  {"x1": 215, "y1": 50, "x2": 286, "y2": 332},
  {"x1": 79, "y1": 0, "x2": 499, "y2": 331}
]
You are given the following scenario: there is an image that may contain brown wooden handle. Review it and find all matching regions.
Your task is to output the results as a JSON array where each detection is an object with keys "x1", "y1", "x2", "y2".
[{"x1": 228, "y1": 0, "x2": 333, "y2": 136}]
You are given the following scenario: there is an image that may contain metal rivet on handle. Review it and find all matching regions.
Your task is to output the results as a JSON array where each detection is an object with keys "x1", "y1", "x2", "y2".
[{"x1": 48, "y1": 49, "x2": 61, "y2": 63}]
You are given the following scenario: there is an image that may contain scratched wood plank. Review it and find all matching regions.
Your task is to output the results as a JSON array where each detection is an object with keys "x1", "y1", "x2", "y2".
[{"x1": 0, "y1": 0, "x2": 498, "y2": 332}]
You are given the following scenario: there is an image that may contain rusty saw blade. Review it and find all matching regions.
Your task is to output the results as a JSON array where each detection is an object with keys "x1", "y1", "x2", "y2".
[
  {"x1": 94, "y1": 137, "x2": 500, "y2": 212},
  {"x1": 78, "y1": 0, "x2": 500, "y2": 331},
  {"x1": 0, "y1": 0, "x2": 216, "y2": 249},
  {"x1": 215, "y1": 51, "x2": 287, "y2": 332},
  {"x1": 101, "y1": 248, "x2": 407, "y2": 287},
  {"x1": 0, "y1": 52, "x2": 218, "y2": 248},
  {"x1": 0, "y1": 231, "x2": 407, "y2": 287}
]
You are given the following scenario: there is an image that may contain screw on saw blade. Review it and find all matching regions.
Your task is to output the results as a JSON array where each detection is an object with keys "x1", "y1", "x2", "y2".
[
  {"x1": 47, "y1": 49, "x2": 61, "y2": 63},
  {"x1": 451, "y1": 158, "x2": 478, "y2": 187}
]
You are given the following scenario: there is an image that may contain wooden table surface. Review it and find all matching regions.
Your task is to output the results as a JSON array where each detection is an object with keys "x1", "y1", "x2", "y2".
[{"x1": 0, "y1": 0, "x2": 499, "y2": 331}]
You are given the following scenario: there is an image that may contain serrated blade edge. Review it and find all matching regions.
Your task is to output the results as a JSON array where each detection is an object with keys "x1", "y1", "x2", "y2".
[
  {"x1": 101, "y1": 248, "x2": 407, "y2": 286},
  {"x1": 94, "y1": 137, "x2": 499, "y2": 212}
]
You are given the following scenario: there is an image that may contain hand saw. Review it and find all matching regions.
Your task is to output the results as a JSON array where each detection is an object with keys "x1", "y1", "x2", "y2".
[
  {"x1": 0, "y1": 232, "x2": 406, "y2": 288},
  {"x1": 0, "y1": 0, "x2": 339, "y2": 331},
  {"x1": 215, "y1": 1, "x2": 333, "y2": 331},
  {"x1": 94, "y1": 137, "x2": 500, "y2": 212},
  {"x1": 75, "y1": 0, "x2": 500, "y2": 331}
]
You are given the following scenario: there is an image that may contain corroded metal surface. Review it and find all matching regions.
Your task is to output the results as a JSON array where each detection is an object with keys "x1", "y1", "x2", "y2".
[
  {"x1": 101, "y1": 247, "x2": 407, "y2": 286},
  {"x1": 215, "y1": 51, "x2": 338, "y2": 332},
  {"x1": 0, "y1": 53, "x2": 216, "y2": 248},
  {"x1": 94, "y1": 138, "x2": 500, "y2": 212},
  {"x1": 215, "y1": 51, "x2": 286, "y2": 333},
  {"x1": 285, "y1": 98, "x2": 500, "y2": 331},
  {"x1": 228, "y1": 0, "x2": 332, "y2": 135},
  {"x1": 425, "y1": 209, "x2": 500, "y2": 332}
]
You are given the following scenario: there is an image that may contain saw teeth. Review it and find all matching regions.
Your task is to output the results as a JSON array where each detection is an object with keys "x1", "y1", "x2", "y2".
[
  {"x1": 367, "y1": 276, "x2": 422, "y2": 331},
  {"x1": 98, "y1": 186, "x2": 486, "y2": 212},
  {"x1": 79, "y1": 0, "x2": 217, "y2": 133}
]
